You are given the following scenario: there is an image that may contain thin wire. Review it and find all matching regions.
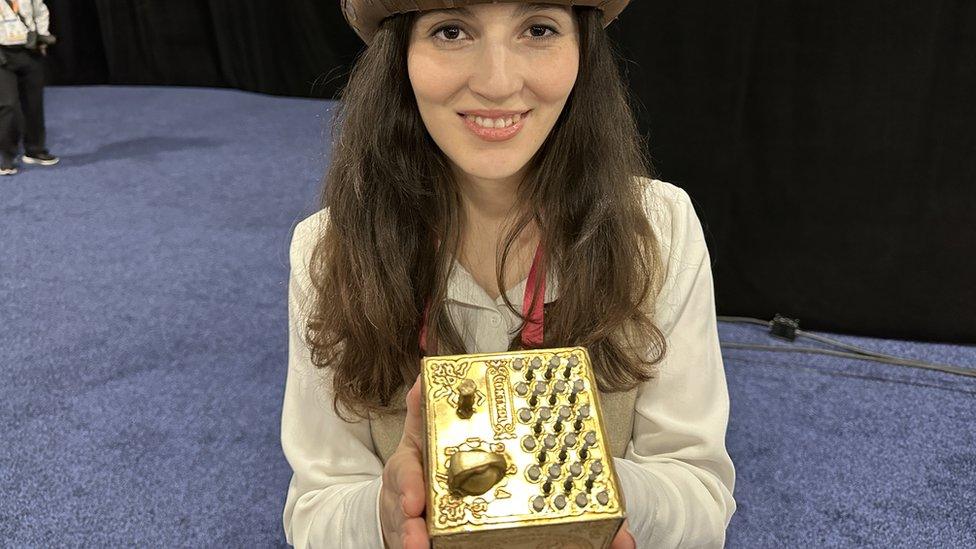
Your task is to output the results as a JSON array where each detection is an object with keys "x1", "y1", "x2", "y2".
[{"x1": 717, "y1": 316, "x2": 976, "y2": 379}]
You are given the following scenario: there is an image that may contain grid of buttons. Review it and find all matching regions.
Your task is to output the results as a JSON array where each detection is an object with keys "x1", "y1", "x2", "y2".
[{"x1": 512, "y1": 352, "x2": 612, "y2": 513}]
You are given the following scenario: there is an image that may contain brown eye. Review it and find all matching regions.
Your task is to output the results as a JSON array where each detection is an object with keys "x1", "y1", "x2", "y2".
[
  {"x1": 527, "y1": 25, "x2": 557, "y2": 39},
  {"x1": 432, "y1": 24, "x2": 468, "y2": 43}
]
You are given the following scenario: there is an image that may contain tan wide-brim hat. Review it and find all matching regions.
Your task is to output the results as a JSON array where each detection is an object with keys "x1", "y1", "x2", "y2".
[{"x1": 341, "y1": 0, "x2": 632, "y2": 45}]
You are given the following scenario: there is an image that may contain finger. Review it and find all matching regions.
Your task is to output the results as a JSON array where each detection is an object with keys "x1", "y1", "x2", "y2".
[
  {"x1": 400, "y1": 516, "x2": 430, "y2": 549},
  {"x1": 611, "y1": 520, "x2": 636, "y2": 549},
  {"x1": 394, "y1": 454, "x2": 427, "y2": 517},
  {"x1": 400, "y1": 373, "x2": 425, "y2": 451}
]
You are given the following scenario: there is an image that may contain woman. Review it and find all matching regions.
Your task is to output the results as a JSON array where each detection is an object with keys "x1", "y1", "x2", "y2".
[{"x1": 281, "y1": 2, "x2": 736, "y2": 547}]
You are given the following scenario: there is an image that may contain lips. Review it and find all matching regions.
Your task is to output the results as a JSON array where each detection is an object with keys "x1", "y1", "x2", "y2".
[{"x1": 459, "y1": 109, "x2": 531, "y2": 142}]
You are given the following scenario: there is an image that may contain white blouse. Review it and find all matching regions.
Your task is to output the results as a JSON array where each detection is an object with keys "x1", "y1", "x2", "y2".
[{"x1": 281, "y1": 178, "x2": 737, "y2": 548}]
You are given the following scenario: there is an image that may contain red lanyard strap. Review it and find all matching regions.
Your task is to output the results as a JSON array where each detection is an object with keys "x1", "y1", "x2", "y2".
[{"x1": 420, "y1": 241, "x2": 545, "y2": 355}]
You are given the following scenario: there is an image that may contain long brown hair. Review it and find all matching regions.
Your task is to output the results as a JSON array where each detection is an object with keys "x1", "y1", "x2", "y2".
[{"x1": 303, "y1": 6, "x2": 668, "y2": 421}]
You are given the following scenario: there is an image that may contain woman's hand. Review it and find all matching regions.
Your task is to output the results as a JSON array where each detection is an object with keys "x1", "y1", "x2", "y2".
[
  {"x1": 379, "y1": 374, "x2": 429, "y2": 549},
  {"x1": 610, "y1": 518, "x2": 637, "y2": 548}
]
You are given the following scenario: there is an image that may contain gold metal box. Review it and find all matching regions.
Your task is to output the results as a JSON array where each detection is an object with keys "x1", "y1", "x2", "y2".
[{"x1": 420, "y1": 346, "x2": 626, "y2": 549}]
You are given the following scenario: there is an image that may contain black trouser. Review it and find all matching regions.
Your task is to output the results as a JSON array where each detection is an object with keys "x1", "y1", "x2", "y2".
[{"x1": 0, "y1": 46, "x2": 47, "y2": 159}]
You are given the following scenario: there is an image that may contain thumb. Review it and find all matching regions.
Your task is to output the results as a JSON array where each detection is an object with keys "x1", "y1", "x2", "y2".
[
  {"x1": 611, "y1": 519, "x2": 636, "y2": 549},
  {"x1": 400, "y1": 373, "x2": 425, "y2": 452}
]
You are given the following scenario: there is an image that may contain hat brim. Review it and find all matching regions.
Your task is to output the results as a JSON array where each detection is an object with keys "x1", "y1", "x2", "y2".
[{"x1": 342, "y1": 0, "x2": 631, "y2": 45}]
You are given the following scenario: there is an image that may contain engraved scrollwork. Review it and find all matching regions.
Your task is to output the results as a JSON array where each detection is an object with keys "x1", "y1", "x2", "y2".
[
  {"x1": 428, "y1": 360, "x2": 490, "y2": 410},
  {"x1": 435, "y1": 494, "x2": 489, "y2": 527}
]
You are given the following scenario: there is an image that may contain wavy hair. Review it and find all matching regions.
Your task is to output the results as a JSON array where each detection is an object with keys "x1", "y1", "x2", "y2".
[{"x1": 303, "y1": 6, "x2": 668, "y2": 421}]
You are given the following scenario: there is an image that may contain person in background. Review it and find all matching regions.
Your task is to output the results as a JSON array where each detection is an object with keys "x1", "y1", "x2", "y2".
[{"x1": 0, "y1": 0, "x2": 57, "y2": 176}]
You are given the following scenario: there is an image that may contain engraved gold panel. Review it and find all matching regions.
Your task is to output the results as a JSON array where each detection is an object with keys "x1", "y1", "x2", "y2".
[{"x1": 420, "y1": 346, "x2": 626, "y2": 549}]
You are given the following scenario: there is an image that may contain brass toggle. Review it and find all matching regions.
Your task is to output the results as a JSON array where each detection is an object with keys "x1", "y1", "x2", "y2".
[{"x1": 456, "y1": 379, "x2": 476, "y2": 419}]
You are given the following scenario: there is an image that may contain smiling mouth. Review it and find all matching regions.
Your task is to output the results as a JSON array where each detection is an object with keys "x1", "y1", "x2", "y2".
[{"x1": 457, "y1": 110, "x2": 531, "y2": 142}]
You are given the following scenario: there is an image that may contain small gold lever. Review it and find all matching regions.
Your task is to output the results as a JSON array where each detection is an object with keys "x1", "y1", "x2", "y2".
[{"x1": 456, "y1": 379, "x2": 476, "y2": 419}]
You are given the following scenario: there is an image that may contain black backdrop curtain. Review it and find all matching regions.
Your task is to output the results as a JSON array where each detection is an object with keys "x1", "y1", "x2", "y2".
[
  {"x1": 44, "y1": 1, "x2": 976, "y2": 342},
  {"x1": 46, "y1": 0, "x2": 361, "y2": 97}
]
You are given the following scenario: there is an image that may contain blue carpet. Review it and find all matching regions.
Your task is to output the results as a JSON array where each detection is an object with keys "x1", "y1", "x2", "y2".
[
  {"x1": 719, "y1": 324, "x2": 976, "y2": 547},
  {"x1": 1, "y1": 86, "x2": 974, "y2": 547}
]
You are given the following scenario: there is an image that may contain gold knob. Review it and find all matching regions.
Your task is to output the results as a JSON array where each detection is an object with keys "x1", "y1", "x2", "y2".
[
  {"x1": 447, "y1": 450, "x2": 508, "y2": 496},
  {"x1": 456, "y1": 379, "x2": 476, "y2": 419}
]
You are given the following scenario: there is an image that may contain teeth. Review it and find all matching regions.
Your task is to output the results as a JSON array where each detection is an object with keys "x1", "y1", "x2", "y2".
[{"x1": 465, "y1": 112, "x2": 525, "y2": 129}]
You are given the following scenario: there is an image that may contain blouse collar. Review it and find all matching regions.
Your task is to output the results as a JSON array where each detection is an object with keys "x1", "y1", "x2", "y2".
[{"x1": 445, "y1": 258, "x2": 559, "y2": 310}]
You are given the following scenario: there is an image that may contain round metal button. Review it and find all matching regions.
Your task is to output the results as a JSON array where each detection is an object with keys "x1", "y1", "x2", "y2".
[
  {"x1": 553, "y1": 494, "x2": 567, "y2": 509},
  {"x1": 537, "y1": 407, "x2": 552, "y2": 421},
  {"x1": 532, "y1": 496, "x2": 546, "y2": 512},
  {"x1": 543, "y1": 434, "x2": 557, "y2": 449}
]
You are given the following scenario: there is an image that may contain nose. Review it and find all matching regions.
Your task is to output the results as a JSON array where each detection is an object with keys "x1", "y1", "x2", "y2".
[{"x1": 466, "y1": 39, "x2": 524, "y2": 103}]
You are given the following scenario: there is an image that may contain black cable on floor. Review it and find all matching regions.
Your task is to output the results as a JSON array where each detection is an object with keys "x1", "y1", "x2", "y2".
[{"x1": 717, "y1": 315, "x2": 976, "y2": 379}]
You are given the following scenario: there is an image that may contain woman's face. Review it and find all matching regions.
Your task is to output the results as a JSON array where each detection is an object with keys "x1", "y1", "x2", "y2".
[{"x1": 407, "y1": 2, "x2": 580, "y2": 185}]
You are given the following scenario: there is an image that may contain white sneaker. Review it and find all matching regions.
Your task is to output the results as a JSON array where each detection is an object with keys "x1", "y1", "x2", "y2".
[
  {"x1": 22, "y1": 152, "x2": 60, "y2": 166},
  {"x1": 0, "y1": 157, "x2": 17, "y2": 175}
]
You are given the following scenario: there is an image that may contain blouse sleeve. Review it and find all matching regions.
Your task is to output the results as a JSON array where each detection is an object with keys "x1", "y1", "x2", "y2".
[
  {"x1": 280, "y1": 212, "x2": 387, "y2": 548},
  {"x1": 34, "y1": 1, "x2": 52, "y2": 36},
  {"x1": 611, "y1": 180, "x2": 738, "y2": 547}
]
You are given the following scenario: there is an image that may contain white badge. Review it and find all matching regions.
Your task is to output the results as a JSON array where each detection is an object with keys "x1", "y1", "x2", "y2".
[{"x1": 3, "y1": 19, "x2": 26, "y2": 43}]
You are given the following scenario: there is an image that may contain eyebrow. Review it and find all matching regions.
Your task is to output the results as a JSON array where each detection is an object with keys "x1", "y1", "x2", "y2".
[{"x1": 418, "y1": 3, "x2": 565, "y2": 21}]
